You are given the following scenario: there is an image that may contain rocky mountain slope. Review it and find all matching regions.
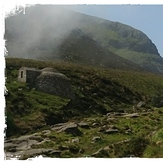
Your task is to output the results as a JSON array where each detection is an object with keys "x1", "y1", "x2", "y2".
[{"x1": 5, "y1": 5, "x2": 163, "y2": 74}]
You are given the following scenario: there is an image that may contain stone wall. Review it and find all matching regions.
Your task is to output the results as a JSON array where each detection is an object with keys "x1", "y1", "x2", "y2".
[
  {"x1": 26, "y1": 70, "x2": 42, "y2": 88},
  {"x1": 36, "y1": 72, "x2": 75, "y2": 99}
]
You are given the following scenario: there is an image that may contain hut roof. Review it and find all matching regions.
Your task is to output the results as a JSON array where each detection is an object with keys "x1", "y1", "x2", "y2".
[
  {"x1": 40, "y1": 71, "x2": 69, "y2": 80},
  {"x1": 41, "y1": 67, "x2": 58, "y2": 72}
]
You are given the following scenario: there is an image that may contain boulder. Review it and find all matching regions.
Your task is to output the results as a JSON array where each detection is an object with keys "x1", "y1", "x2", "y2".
[
  {"x1": 137, "y1": 101, "x2": 145, "y2": 108},
  {"x1": 92, "y1": 123, "x2": 99, "y2": 127},
  {"x1": 123, "y1": 113, "x2": 139, "y2": 118},
  {"x1": 104, "y1": 129, "x2": 119, "y2": 134},
  {"x1": 71, "y1": 138, "x2": 79, "y2": 143},
  {"x1": 58, "y1": 123, "x2": 82, "y2": 136},
  {"x1": 58, "y1": 145, "x2": 69, "y2": 150},
  {"x1": 92, "y1": 136, "x2": 101, "y2": 142},
  {"x1": 78, "y1": 122, "x2": 90, "y2": 129}
]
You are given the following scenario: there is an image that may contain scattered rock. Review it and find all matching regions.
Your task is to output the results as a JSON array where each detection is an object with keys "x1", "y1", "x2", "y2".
[
  {"x1": 49, "y1": 150, "x2": 61, "y2": 156},
  {"x1": 123, "y1": 113, "x2": 139, "y2": 118},
  {"x1": 17, "y1": 139, "x2": 38, "y2": 150},
  {"x1": 92, "y1": 123, "x2": 99, "y2": 127},
  {"x1": 107, "y1": 117, "x2": 116, "y2": 121},
  {"x1": 92, "y1": 136, "x2": 101, "y2": 142},
  {"x1": 30, "y1": 136, "x2": 44, "y2": 142},
  {"x1": 137, "y1": 101, "x2": 145, "y2": 108},
  {"x1": 98, "y1": 124, "x2": 118, "y2": 133},
  {"x1": 71, "y1": 138, "x2": 79, "y2": 143},
  {"x1": 51, "y1": 122, "x2": 68, "y2": 131},
  {"x1": 78, "y1": 122, "x2": 90, "y2": 129},
  {"x1": 104, "y1": 129, "x2": 119, "y2": 134},
  {"x1": 113, "y1": 112, "x2": 127, "y2": 116},
  {"x1": 21, "y1": 148, "x2": 55, "y2": 158},
  {"x1": 125, "y1": 129, "x2": 132, "y2": 134},
  {"x1": 58, "y1": 145, "x2": 69, "y2": 150},
  {"x1": 106, "y1": 113, "x2": 111, "y2": 116},
  {"x1": 91, "y1": 148, "x2": 109, "y2": 157},
  {"x1": 41, "y1": 130, "x2": 51, "y2": 135},
  {"x1": 4, "y1": 142, "x2": 16, "y2": 149},
  {"x1": 58, "y1": 123, "x2": 82, "y2": 136},
  {"x1": 141, "y1": 112, "x2": 149, "y2": 116}
]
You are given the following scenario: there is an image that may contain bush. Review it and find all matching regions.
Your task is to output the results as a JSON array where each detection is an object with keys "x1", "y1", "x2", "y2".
[
  {"x1": 5, "y1": 113, "x2": 19, "y2": 137},
  {"x1": 150, "y1": 94, "x2": 163, "y2": 107}
]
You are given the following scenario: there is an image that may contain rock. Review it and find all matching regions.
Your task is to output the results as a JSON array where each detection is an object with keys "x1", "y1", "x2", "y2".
[
  {"x1": 41, "y1": 130, "x2": 51, "y2": 135},
  {"x1": 30, "y1": 136, "x2": 43, "y2": 142},
  {"x1": 71, "y1": 138, "x2": 79, "y2": 143},
  {"x1": 125, "y1": 129, "x2": 132, "y2": 134},
  {"x1": 107, "y1": 117, "x2": 116, "y2": 121},
  {"x1": 16, "y1": 139, "x2": 38, "y2": 150},
  {"x1": 6, "y1": 148, "x2": 55, "y2": 160},
  {"x1": 98, "y1": 125, "x2": 118, "y2": 133},
  {"x1": 4, "y1": 142, "x2": 16, "y2": 149},
  {"x1": 113, "y1": 112, "x2": 126, "y2": 116},
  {"x1": 78, "y1": 122, "x2": 90, "y2": 129},
  {"x1": 58, "y1": 145, "x2": 69, "y2": 150},
  {"x1": 137, "y1": 101, "x2": 145, "y2": 108},
  {"x1": 51, "y1": 122, "x2": 68, "y2": 131},
  {"x1": 141, "y1": 112, "x2": 149, "y2": 116},
  {"x1": 156, "y1": 141, "x2": 162, "y2": 145},
  {"x1": 92, "y1": 136, "x2": 101, "y2": 142},
  {"x1": 104, "y1": 129, "x2": 119, "y2": 134},
  {"x1": 98, "y1": 128, "x2": 105, "y2": 133},
  {"x1": 58, "y1": 123, "x2": 82, "y2": 136},
  {"x1": 92, "y1": 123, "x2": 99, "y2": 127},
  {"x1": 91, "y1": 148, "x2": 103, "y2": 157},
  {"x1": 21, "y1": 148, "x2": 54, "y2": 158},
  {"x1": 49, "y1": 150, "x2": 61, "y2": 156},
  {"x1": 123, "y1": 113, "x2": 139, "y2": 118},
  {"x1": 37, "y1": 138, "x2": 51, "y2": 145},
  {"x1": 106, "y1": 113, "x2": 111, "y2": 116},
  {"x1": 91, "y1": 148, "x2": 109, "y2": 157}
]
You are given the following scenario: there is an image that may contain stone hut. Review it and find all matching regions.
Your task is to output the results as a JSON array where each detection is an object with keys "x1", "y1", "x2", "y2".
[
  {"x1": 18, "y1": 67, "x2": 74, "y2": 99},
  {"x1": 18, "y1": 67, "x2": 42, "y2": 87}
]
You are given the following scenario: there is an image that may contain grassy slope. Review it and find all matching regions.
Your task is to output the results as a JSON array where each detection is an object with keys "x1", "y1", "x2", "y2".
[
  {"x1": 79, "y1": 16, "x2": 163, "y2": 74},
  {"x1": 5, "y1": 58, "x2": 163, "y2": 158}
]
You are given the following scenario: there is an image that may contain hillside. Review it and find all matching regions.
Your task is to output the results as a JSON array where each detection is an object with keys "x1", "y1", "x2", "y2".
[
  {"x1": 5, "y1": 5, "x2": 163, "y2": 74},
  {"x1": 5, "y1": 58, "x2": 163, "y2": 159}
]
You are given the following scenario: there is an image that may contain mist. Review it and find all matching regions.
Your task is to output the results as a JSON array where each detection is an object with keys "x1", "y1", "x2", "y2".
[{"x1": 5, "y1": 5, "x2": 84, "y2": 60}]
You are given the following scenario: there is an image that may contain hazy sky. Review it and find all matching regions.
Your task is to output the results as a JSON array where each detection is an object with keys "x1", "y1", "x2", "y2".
[{"x1": 65, "y1": 5, "x2": 163, "y2": 57}]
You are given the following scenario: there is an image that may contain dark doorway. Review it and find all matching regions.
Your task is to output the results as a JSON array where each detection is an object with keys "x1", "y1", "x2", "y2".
[{"x1": 21, "y1": 71, "x2": 23, "y2": 78}]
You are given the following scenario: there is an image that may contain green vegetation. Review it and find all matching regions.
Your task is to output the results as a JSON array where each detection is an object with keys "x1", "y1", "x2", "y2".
[{"x1": 5, "y1": 58, "x2": 163, "y2": 158}]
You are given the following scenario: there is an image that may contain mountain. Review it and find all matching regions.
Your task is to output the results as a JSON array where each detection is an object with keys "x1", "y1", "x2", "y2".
[{"x1": 5, "y1": 5, "x2": 163, "y2": 74}]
